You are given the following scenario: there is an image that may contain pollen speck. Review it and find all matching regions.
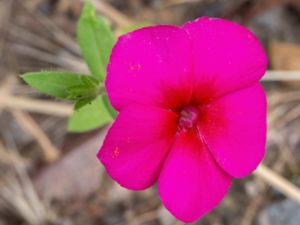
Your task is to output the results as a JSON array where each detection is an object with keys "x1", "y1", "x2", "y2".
[
  {"x1": 129, "y1": 65, "x2": 135, "y2": 71},
  {"x1": 129, "y1": 64, "x2": 142, "y2": 72},
  {"x1": 112, "y1": 147, "x2": 120, "y2": 158}
]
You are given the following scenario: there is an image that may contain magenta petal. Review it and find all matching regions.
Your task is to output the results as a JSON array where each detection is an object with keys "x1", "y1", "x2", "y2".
[
  {"x1": 106, "y1": 25, "x2": 192, "y2": 111},
  {"x1": 199, "y1": 83, "x2": 267, "y2": 178},
  {"x1": 183, "y1": 17, "x2": 267, "y2": 98},
  {"x1": 98, "y1": 105, "x2": 178, "y2": 190},
  {"x1": 158, "y1": 132, "x2": 232, "y2": 223}
]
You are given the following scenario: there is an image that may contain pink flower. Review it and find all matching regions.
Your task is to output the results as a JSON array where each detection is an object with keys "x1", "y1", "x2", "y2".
[{"x1": 97, "y1": 17, "x2": 267, "y2": 223}]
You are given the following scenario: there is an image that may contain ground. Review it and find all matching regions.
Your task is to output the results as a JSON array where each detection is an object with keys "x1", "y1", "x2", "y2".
[{"x1": 0, "y1": 0, "x2": 300, "y2": 225}]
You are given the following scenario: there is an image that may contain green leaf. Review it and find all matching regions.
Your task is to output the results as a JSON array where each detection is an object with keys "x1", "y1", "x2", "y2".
[
  {"x1": 80, "y1": 75, "x2": 98, "y2": 88},
  {"x1": 21, "y1": 71, "x2": 100, "y2": 100},
  {"x1": 74, "y1": 97, "x2": 94, "y2": 110},
  {"x1": 66, "y1": 85, "x2": 97, "y2": 100},
  {"x1": 68, "y1": 96, "x2": 112, "y2": 132},
  {"x1": 102, "y1": 94, "x2": 118, "y2": 119},
  {"x1": 77, "y1": 1, "x2": 115, "y2": 81}
]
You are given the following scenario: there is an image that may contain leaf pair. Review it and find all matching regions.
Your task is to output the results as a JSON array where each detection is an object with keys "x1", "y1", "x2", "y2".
[
  {"x1": 22, "y1": 72, "x2": 99, "y2": 101},
  {"x1": 21, "y1": 1, "x2": 117, "y2": 132}
]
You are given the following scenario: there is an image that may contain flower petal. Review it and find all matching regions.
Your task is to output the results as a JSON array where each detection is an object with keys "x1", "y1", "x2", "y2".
[
  {"x1": 106, "y1": 25, "x2": 192, "y2": 111},
  {"x1": 158, "y1": 131, "x2": 232, "y2": 223},
  {"x1": 198, "y1": 83, "x2": 267, "y2": 178},
  {"x1": 98, "y1": 105, "x2": 178, "y2": 190},
  {"x1": 183, "y1": 17, "x2": 267, "y2": 100}
]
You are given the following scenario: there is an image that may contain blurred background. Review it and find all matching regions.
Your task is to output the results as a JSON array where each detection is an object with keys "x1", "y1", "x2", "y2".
[{"x1": 0, "y1": 0, "x2": 300, "y2": 224}]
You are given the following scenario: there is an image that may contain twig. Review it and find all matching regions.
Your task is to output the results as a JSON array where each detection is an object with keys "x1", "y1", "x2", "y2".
[
  {"x1": 0, "y1": 95, "x2": 73, "y2": 117},
  {"x1": 0, "y1": 147, "x2": 58, "y2": 225},
  {"x1": 0, "y1": 141, "x2": 28, "y2": 167},
  {"x1": 10, "y1": 43, "x2": 87, "y2": 73},
  {"x1": 254, "y1": 164, "x2": 300, "y2": 204},
  {"x1": 10, "y1": 25, "x2": 60, "y2": 53},
  {"x1": 127, "y1": 210, "x2": 159, "y2": 225},
  {"x1": 162, "y1": 0, "x2": 201, "y2": 8},
  {"x1": 262, "y1": 70, "x2": 300, "y2": 81},
  {"x1": 240, "y1": 196, "x2": 264, "y2": 225},
  {"x1": 12, "y1": 110, "x2": 61, "y2": 163},
  {"x1": 274, "y1": 104, "x2": 300, "y2": 128},
  {"x1": 9, "y1": 24, "x2": 87, "y2": 73},
  {"x1": 0, "y1": 76, "x2": 17, "y2": 114},
  {"x1": 19, "y1": 0, "x2": 80, "y2": 55},
  {"x1": 173, "y1": 221, "x2": 186, "y2": 225},
  {"x1": 268, "y1": 90, "x2": 300, "y2": 106},
  {"x1": 0, "y1": 0, "x2": 13, "y2": 55}
]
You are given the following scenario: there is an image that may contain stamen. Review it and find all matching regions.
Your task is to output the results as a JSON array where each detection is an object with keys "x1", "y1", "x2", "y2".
[{"x1": 178, "y1": 105, "x2": 199, "y2": 130}]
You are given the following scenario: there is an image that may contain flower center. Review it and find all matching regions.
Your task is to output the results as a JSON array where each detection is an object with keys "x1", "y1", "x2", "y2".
[{"x1": 178, "y1": 105, "x2": 199, "y2": 130}]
